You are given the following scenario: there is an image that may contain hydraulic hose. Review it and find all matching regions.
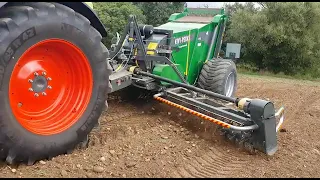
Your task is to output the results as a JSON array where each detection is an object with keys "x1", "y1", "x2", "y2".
[{"x1": 132, "y1": 68, "x2": 237, "y2": 103}]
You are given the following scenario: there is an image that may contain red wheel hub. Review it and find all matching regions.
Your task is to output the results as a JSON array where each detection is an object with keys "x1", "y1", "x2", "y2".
[{"x1": 9, "y1": 39, "x2": 93, "y2": 135}]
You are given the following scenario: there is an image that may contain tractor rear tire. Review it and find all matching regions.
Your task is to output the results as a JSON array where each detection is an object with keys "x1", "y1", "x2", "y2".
[
  {"x1": 198, "y1": 59, "x2": 237, "y2": 97},
  {"x1": 0, "y1": 2, "x2": 112, "y2": 165}
]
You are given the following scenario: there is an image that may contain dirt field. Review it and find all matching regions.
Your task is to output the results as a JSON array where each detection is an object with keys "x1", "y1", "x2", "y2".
[{"x1": 1, "y1": 74, "x2": 320, "y2": 178}]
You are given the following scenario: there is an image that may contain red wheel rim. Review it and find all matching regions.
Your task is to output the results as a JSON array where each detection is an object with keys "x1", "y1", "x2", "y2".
[{"x1": 9, "y1": 39, "x2": 93, "y2": 135}]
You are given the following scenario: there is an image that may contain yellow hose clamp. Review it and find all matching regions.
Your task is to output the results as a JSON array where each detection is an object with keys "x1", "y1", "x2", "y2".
[
  {"x1": 129, "y1": 66, "x2": 137, "y2": 73},
  {"x1": 238, "y1": 98, "x2": 251, "y2": 110}
]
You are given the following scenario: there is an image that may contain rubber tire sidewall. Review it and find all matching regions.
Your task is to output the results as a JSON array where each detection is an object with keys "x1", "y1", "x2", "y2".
[
  {"x1": 198, "y1": 59, "x2": 238, "y2": 97},
  {"x1": 221, "y1": 61, "x2": 237, "y2": 97},
  {"x1": 0, "y1": 10, "x2": 108, "y2": 160}
]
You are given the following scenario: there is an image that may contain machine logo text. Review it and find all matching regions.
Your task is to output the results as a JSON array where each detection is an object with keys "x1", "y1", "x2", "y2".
[{"x1": 175, "y1": 36, "x2": 190, "y2": 45}]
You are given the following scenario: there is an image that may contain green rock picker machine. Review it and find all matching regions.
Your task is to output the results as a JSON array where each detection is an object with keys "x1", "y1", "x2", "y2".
[{"x1": 0, "y1": 2, "x2": 285, "y2": 165}]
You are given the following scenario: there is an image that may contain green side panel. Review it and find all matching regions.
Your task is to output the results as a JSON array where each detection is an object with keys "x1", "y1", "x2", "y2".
[
  {"x1": 168, "y1": 12, "x2": 187, "y2": 22},
  {"x1": 153, "y1": 64, "x2": 184, "y2": 85},
  {"x1": 170, "y1": 29, "x2": 197, "y2": 84},
  {"x1": 154, "y1": 7, "x2": 228, "y2": 85},
  {"x1": 209, "y1": 16, "x2": 226, "y2": 60},
  {"x1": 186, "y1": 24, "x2": 214, "y2": 84}
]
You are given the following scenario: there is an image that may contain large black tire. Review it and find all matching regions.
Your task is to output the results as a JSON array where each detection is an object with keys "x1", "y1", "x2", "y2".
[
  {"x1": 0, "y1": 2, "x2": 112, "y2": 164},
  {"x1": 198, "y1": 59, "x2": 237, "y2": 97}
]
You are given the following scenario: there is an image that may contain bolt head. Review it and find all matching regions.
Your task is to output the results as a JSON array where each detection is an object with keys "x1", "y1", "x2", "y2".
[
  {"x1": 28, "y1": 88, "x2": 33, "y2": 92},
  {"x1": 28, "y1": 79, "x2": 33, "y2": 83},
  {"x1": 42, "y1": 72, "x2": 47, "y2": 76},
  {"x1": 34, "y1": 72, "x2": 39, "y2": 76},
  {"x1": 34, "y1": 93, "x2": 39, "y2": 97},
  {"x1": 42, "y1": 92, "x2": 47, "y2": 96},
  {"x1": 47, "y1": 77, "x2": 52, "y2": 81},
  {"x1": 47, "y1": 85, "x2": 52, "y2": 89}
]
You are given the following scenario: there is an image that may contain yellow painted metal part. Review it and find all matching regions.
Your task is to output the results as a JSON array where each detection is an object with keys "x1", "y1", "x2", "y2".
[
  {"x1": 185, "y1": 30, "x2": 191, "y2": 76},
  {"x1": 147, "y1": 42, "x2": 158, "y2": 55},
  {"x1": 129, "y1": 66, "x2": 137, "y2": 73}
]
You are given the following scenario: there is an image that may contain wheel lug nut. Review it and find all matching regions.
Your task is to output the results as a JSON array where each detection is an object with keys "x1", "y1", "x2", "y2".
[
  {"x1": 34, "y1": 72, "x2": 39, "y2": 76},
  {"x1": 47, "y1": 85, "x2": 52, "y2": 89},
  {"x1": 42, "y1": 72, "x2": 47, "y2": 76},
  {"x1": 28, "y1": 79, "x2": 33, "y2": 83},
  {"x1": 47, "y1": 77, "x2": 52, "y2": 81},
  {"x1": 34, "y1": 93, "x2": 39, "y2": 97},
  {"x1": 42, "y1": 92, "x2": 47, "y2": 96},
  {"x1": 28, "y1": 88, "x2": 34, "y2": 92}
]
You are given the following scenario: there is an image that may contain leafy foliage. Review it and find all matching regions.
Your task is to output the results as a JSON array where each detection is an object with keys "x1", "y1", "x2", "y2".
[
  {"x1": 226, "y1": 2, "x2": 320, "y2": 76},
  {"x1": 133, "y1": 2, "x2": 185, "y2": 26},
  {"x1": 92, "y1": 2, "x2": 320, "y2": 77},
  {"x1": 93, "y1": 2, "x2": 146, "y2": 46}
]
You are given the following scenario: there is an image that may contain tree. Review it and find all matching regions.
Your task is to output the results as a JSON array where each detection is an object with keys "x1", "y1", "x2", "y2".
[
  {"x1": 133, "y1": 2, "x2": 185, "y2": 26},
  {"x1": 221, "y1": 2, "x2": 258, "y2": 58},
  {"x1": 93, "y1": 2, "x2": 146, "y2": 47},
  {"x1": 226, "y1": 2, "x2": 320, "y2": 76},
  {"x1": 224, "y1": 2, "x2": 257, "y2": 17}
]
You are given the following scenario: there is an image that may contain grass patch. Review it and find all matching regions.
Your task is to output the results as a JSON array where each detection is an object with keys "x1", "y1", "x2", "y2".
[{"x1": 236, "y1": 64, "x2": 320, "y2": 82}]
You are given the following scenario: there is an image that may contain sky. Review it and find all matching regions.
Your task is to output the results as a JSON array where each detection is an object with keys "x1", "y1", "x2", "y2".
[{"x1": 186, "y1": 2, "x2": 259, "y2": 8}]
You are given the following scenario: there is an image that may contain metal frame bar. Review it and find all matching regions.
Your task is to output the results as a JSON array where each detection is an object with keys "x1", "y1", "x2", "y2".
[
  {"x1": 165, "y1": 87, "x2": 252, "y2": 125},
  {"x1": 154, "y1": 92, "x2": 258, "y2": 131}
]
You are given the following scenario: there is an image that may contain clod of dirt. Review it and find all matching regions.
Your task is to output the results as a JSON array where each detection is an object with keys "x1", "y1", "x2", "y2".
[
  {"x1": 60, "y1": 170, "x2": 68, "y2": 177},
  {"x1": 145, "y1": 158, "x2": 151, "y2": 162},
  {"x1": 86, "y1": 173, "x2": 94, "y2": 178},
  {"x1": 312, "y1": 149, "x2": 320, "y2": 156},
  {"x1": 168, "y1": 112, "x2": 171, "y2": 115},
  {"x1": 125, "y1": 161, "x2": 136, "y2": 168},
  {"x1": 164, "y1": 146, "x2": 169, "y2": 150},
  {"x1": 11, "y1": 168, "x2": 17, "y2": 173},
  {"x1": 195, "y1": 134, "x2": 199, "y2": 139},
  {"x1": 192, "y1": 144, "x2": 196, "y2": 147},
  {"x1": 76, "y1": 164, "x2": 81, "y2": 168},
  {"x1": 180, "y1": 128, "x2": 185, "y2": 132},
  {"x1": 100, "y1": 157, "x2": 106, "y2": 162},
  {"x1": 280, "y1": 128, "x2": 287, "y2": 132},
  {"x1": 109, "y1": 150, "x2": 116, "y2": 155},
  {"x1": 93, "y1": 166, "x2": 104, "y2": 173},
  {"x1": 39, "y1": 160, "x2": 46, "y2": 165},
  {"x1": 161, "y1": 136, "x2": 169, "y2": 139}
]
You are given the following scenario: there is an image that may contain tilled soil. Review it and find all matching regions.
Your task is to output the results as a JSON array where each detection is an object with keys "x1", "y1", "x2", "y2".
[{"x1": 0, "y1": 74, "x2": 320, "y2": 178}]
